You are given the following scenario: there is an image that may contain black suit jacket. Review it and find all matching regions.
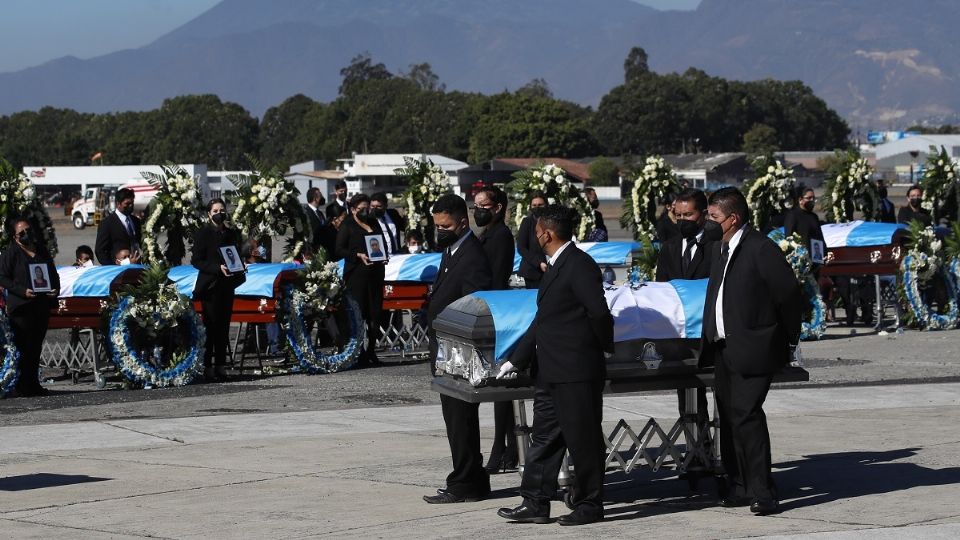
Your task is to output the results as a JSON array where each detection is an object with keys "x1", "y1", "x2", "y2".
[
  {"x1": 305, "y1": 204, "x2": 325, "y2": 249},
  {"x1": 190, "y1": 224, "x2": 245, "y2": 299},
  {"x1": 783, "y1": 207, "x2": 824, "y2": 253},
  {"x1": 655, "y1": 234, "x2": 714, "y2": 281},
  {"x1": 512, "y1": 244, "x2": 614, "y2": 383},
  {"x1": 378, "y1": 208, "x2": 406, "y2": 255},
  {"x1": 516, "y1": 215, "x2": 546, "y2": 282},
  {"x1": 700, "y1": 227, "x2": 802, "y2": 375},
  {"x1": 95, "y1": 212, "x2": 141, "y2": 265},
  {"x1": 0, "y1": 244, "x2": 60, "y2": 314},
  {"x1": 897, "y1": 206, "x2": 933, "y2": 227},
  {"x1": 479, "y1": 221, "x2": 515, "y2": 290},
  {"x1": 427, "y1": 233, "x2": 492, "y2": 325},
  {"x1": 336, "y1": 217, "x2": 386, "y2": 278}
]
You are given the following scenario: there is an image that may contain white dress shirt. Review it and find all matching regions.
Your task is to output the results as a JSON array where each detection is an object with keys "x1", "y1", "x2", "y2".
[
  {"x1": 681, "y1": 230, "x2": 704, "y2": 261},
  {"x1": 714, "y1": 225, "x2": 747, "y2": 340},
  {"x1": 547, "y1": 241, "x2": 573, "y2": 266},
  {"x1": 378, "y1": 213, "x2": 399, "y2": 254}
]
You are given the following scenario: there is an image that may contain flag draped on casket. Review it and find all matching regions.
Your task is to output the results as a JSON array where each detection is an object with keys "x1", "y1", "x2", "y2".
[
  {"x1": 56, "y1": 265, "x2": 143, "y2": 297},
  {"x1": 471, "y1": 279, "x2": 708, "y2": 362},
  {"x1": 813, "y1": 221, "x2": 905, "y2": 248},
  {"x1": 337, "y1": 241, "x2": 640, "y2": 283},
  {"x1": 168, "y1": 263, "x2": 299, "y2": 297}
]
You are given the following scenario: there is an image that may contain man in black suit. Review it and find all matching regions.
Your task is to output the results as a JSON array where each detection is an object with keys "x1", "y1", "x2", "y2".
[
  {"x1": 516, "y1": 192, "x2": 548, "y2": 288},
  {"x1": 497, "y1": 205, "x2": 614, "y2": 526},
  {"x1": 304, "y1": 187, "x2": 326, "y2": 252},
  {"x1": 95, "y1": 188, "x2": 141, "y2": 265},
  {"x1": 325, "y1": 180, "x2": 349, "y2": 217},
  {"x1": 700, "y1": 187, "x2": 802, "y2": 516},
  {"x1": 423, "y1": 194, "x2": 493, "y2": 504},
  {"x1": 655, "y1": 188, "x2": 713, "y2": 458},
  {"x1": 897, "y1": 184, "x2": 933, "y2": 226},
  {"x1": 370, "y1": 191, "x2": 406, "y2": 255}
]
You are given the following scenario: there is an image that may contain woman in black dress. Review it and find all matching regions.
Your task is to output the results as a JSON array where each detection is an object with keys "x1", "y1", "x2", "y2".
[
  {"x1": 336, "y1": 193, "x2": 387, "y2": 367},
  {"x1": 516, "y1": 192, "x2": 548, "y2": 289},
  {"x1": 191, "y1": 198, "x2": 245, "y2": 382}
]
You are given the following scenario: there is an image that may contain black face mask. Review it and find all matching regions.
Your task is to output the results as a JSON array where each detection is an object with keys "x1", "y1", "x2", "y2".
[
  {"x1": 357, "y1": 208, "x2": 372, "y2": 222},
  {"x1": 17, "y1": 232, "x2": 35, "y2": 248},
  {"x1": 702, "y1": 219, "x2": 723, "y2": 242},
  {"x1": 802, "y1": 200, "x2": 815, "y2": 212},
  {"x1": 589, "y1": 199, "x2": 600, "y2": 210},
  {"x1": 909, "y1": 198, "x2": 922, "y2": 208},
  {"x1": 211, "y1": 212, "x2": 227, "y2": 225},
  {"x1": 372, "y1": 208, "x2": 386, "y2": 219},
  {"x1": 677, "y1": 219, "x2": 701, "y2": 240},
  {"x1": 120, "y1": 204, "x2": 134, "y2": 216},
  {"x1": 435, "y1": 227, "x2": 461, "y2": 249},
  {"x1": 878, "y1": 187, "x2": 888, "y2": 199},
  {"x1": 474, "y1": 208, "x2": 493, "y2": 227}
]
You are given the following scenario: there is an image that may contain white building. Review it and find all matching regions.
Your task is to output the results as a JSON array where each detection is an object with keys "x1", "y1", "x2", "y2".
[
  {"x1": 875, "y1": 135, "x2": 960, "y2": 182},
  {"x1": 337, "y1": 154, "x2": 468, "y2": 196},
  {"x1": 23, "y1": 164, "x2": 209, "y2": 197}
]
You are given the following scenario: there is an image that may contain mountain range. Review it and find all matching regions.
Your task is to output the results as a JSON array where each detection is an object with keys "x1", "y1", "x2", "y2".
[{"x1": 2, "y1": 0, "x2": 958, "y2": 129}]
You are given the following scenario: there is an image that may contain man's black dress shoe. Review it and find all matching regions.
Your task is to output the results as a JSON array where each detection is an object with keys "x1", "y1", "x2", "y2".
[
  {"x1": 750, "y1": 498, "x2": 779, "y2": 515},
  {"x1": 719, "y1": 496, "x2": 751, "y2": 508},
  {"x1": 557, "y1": 510, "x2": 603, "y2": 526},
  {"x1": 423, "y1": 488, "x2": 483, "y2": 504},
  {"x1": 497, "y1": 504, "x2": 550, "y2": 524}
]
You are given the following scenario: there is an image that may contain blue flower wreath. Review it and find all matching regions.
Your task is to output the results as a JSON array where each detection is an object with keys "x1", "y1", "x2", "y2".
[
  {"x1": 107, "y1": 296, "x2": 206, "y2": 386},
  {"x1": 0, "y1": 310, "x2": 20, "y2": 396},
  {"x1": 900, "y1": 254, "x2": 959, "y2": 330},
  {"x1": 279, "y1": 288, "x2": 366, "y2": 374},
  {"x1": 800, "y1": 276, "x2": 827, "y2": 340}
]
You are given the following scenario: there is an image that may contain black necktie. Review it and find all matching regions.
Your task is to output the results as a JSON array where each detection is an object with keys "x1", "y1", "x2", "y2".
[
  {"x1": 682, "y1": 239, "x2": 695, "y2": 276},
  {"x1": 124, "y1": 217, "x2": 135, "y2": 238}
]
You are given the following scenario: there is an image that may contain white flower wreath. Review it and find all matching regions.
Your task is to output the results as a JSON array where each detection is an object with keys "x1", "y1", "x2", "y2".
[
  {"x1": 140, "y1": 164, "x2": 204, "y2": 264},
  {"x1": 898, "y1": 223, "x2": 958, "y2": 330},
  {"x1": 0, "y1": 158, "x2": 58, "y2": 257},
  {"x1": 507, "y1": 163, "x2": 595, "y2": 240},
  {"x1": 622, "y1": 155, "x2": 681, "y2": 241},
  {"x1": 745, "y1": 160, "x2": 795, "y2": 229},
  {"x1": 822, "y1": 152, "x2": 878, "y2": 223},
  {"x1": 396, "y1": 156, "x2": 453, "y2": 249},
  {"x1": 768, "y1": 230, "x2": 826, "y2": 339}
]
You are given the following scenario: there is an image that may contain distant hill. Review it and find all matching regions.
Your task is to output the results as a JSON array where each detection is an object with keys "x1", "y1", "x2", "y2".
[{"x1": 2, "y1": 0, "x2": 958, "y2": 128}]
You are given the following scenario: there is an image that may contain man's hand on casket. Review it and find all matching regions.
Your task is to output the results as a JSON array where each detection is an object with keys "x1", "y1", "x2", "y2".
[{"x1": 496, "y1": 361, "x2": 517, "y2": 379}]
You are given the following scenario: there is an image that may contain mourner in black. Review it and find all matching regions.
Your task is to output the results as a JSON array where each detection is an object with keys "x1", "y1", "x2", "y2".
[
  {"x1": 304, "y1": 187, "x2": 327, "y2": 252},
  {"x1": 497, "y1": 205, "x2": 614, "y2": 526},
  {"x1": 0, "y1": 217, "x2": 60, "y2": 397},
  {"x1": 316, "y1": 204, "x2": 346, "y2": 259},
  {"x1": 654, "y1": 188, "x2": 713, "y2": 450},
  {"x1": 700, "y1": 187, "x2": 802, "y2": 516},
  {"x1": 325, "y1": 180, "x2": 349, "y2": 217},
  {"x1": 877, "y1": 181, "x2": 897, "y2": 224},
  {"x1": 474, "y1": 185, "x2": 519, "y2": 473},
  {"x1": 191, "y1": 198, "x2": 246, "y2": 383},
  {"x1": 95, "y1": 188, "x2": 141, "y2": 265},
  {"x1": 783, "y1": 187, "x2": 826, "y2": 259},
  {"x1": 655, "y1": 192, "x2": 680, "y2": 243},
  {"x1": 423, "y1": 194, "x2": 493, "y2": 505},
  {"x1": 336, "y1": 193, "x2": 387, "y2": 367},
  {"x1": 370, "y1": 192, "x2": 406, "y2": 255},
  {"x1": 583, "y1": 187, "x2": 608, "y2": 242},
  {"x1": 897, "y1": 184, "x2": 933, "y2": 227},
  {"x1": 516, "y1": 193, "x2": 548, "y2": 289}
]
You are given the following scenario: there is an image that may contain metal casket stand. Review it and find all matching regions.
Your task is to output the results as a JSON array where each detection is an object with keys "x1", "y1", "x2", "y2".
[{"x1": 430, "y1": 295, "x2": 809, "y2": 504}]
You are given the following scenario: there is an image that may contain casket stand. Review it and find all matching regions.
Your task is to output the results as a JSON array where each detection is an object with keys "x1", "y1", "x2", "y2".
[{"x1": 429, "y1": 287, "x2": 808, "y2": 500}]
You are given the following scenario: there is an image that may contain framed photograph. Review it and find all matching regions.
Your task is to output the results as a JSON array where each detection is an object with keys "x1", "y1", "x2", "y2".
[
  {"x1": 809, "y1": 238, "x2": 825, "y2": 265},
  {"x1": 29, "y1": 263, "x2": 52, "y2": 293},
  {"x1": 219, "y1": 246, "x2": 245, "y2": 274},
  {"x1": 364, "y1": 234, "x2": 387, "y2": 262}
]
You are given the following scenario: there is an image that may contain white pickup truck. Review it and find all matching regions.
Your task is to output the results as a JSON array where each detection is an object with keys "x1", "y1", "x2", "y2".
[{"x1": 70, "y1": 182, "x2": 157, "y2": 229}]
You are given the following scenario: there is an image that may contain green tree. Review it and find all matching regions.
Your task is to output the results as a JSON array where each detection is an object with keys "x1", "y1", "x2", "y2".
[
  {"x1": 515, "y1": 78, "x2": 553, "y2": 99},
  {"x1": 588, "y1": 157, "x2": 620, "y2": 186},
  {"x1": 742, "y1": 123, "x2": 779, "y2": 161},
  {"x1": 404, "y1": 62, "x2": 445, "y2": 92},
  {"x1": 623, "y1": 46, "x2": 649, "y2": 83},
  {"x1": 338, "y1": 52, "x2": 392, "y2": 95},
  {"x1": 259, "y1": 94, "x2": 321, "y2": 170},
  {"x1": 147, "y1": 95, "x2": 259, "y2": 169}
]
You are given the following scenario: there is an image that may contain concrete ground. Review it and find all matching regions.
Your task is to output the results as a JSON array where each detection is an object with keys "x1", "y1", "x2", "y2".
[{"x1": 3, "y1": 323, "x2": 960, "y2": 539}]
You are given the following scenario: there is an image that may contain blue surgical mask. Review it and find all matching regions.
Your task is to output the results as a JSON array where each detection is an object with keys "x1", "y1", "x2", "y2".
[{"x1": 256, "y1": 246, "x2": 267, "y2": 259}]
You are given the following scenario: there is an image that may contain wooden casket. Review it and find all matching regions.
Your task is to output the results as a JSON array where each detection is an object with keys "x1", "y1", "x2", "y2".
[
  {"x1": 818, "y1": 221, "x2": 909, "y2": 277},
  {"x1": 168, "y1": 263, "x2": 301, "y2": 323},
  {"x1": 50, "y1": 265, "x2": 145, "y2": 329}
]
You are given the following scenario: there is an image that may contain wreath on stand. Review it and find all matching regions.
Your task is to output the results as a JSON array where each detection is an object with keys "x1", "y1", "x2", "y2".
[
  {"x1": 821, "y1": 150, "x2": 879, "y2": 223},
  {"x1": 897, "y1": 221, "x2": 958, "y2": 330},
  {"x1": 620, "y1": 155, "x2": 681, "y2": 241},
  {"x1": 106, "y1": 264, "x2": 205, "y2": 387},
  {"x1": 278, "y1": 258, "x2": 366, "y2": 373},
  {"x1": 0, "y1": 310, "x2": 20, "y2": 397},
  {"x1": 745, "y1": 157, "x2": 795, "y2": 231},
  {"x1": 768, "y1": 230, "x2": 827, "y2": 339},
  {"x1": 919, "y1": 146, "x2": 960, "y2": 223},
  {"x1": 506, "y1": 162, "x2": 595, "y2": 240},
  {"x1": 396, "y1": 155, "x2": 453, "y2": 250},
  {"x1": 0, "y1": 158, "x2": 58, "y2": 257},
  {"x1": 140, "y1": 164, "x2": 204, "y2": 265},
  {"x1": 228, "y1": 160, "x2": 310, "y2": 261},
  {"x1": 943, "y1": 221, "x2": 960, "y2": 306}
]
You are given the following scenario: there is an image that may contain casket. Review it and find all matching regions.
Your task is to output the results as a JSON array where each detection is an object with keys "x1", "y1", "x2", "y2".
[
  {"x1": 169, "y1": 263, "x2": 301, "y2": 323},
  {"x1": 818, "y1": 221, "x2": 908, "y2": 276},
  {"x1": 433, "y1": 280, "x2": 708, "y2": 387},
  {"x1": 50, "y1": 266, "x2": 145, "y2": 329}
]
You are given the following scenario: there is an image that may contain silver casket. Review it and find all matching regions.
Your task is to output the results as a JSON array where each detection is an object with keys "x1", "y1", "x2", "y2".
[{"x1": 433, "y1": 282, "x2": 706, "y2": 387}]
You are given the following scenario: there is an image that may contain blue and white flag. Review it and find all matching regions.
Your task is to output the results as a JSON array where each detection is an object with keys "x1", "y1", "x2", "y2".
[
  {"x1": 468, "y1": 279, "x2": 708, "y2": 361},
  {"x1": 56, "y1": 265, "x2": 144, "y2": 298},
  {"x1": 169, "y1": 263, "x2": 299, "y2": 298},
  {"x1": 819, "y1": 221, "x2": 905, "y2": 248}
]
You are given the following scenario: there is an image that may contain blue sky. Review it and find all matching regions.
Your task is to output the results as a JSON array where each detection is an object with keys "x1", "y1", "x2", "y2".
[{"x1": 0, "y1": 0, "x2": 700, "y2": 74}]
